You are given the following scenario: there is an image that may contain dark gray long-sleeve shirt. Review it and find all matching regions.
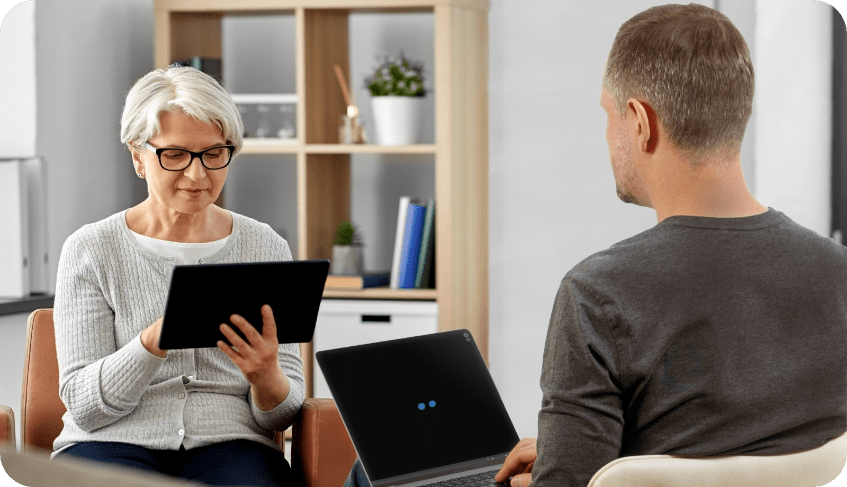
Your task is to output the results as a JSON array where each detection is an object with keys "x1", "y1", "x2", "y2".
[{"x1": 533, "y1": 208, "x2": 847, "y2": 486}]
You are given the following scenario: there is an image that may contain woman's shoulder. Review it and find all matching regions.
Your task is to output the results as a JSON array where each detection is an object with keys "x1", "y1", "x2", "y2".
[
  {"x1": 63, "y1": 211, "x2": 128, "y2": 250},
  {"x1": 230, "y1": 211, "x2": 281, "y2": 239},
  {"x1": 229, "y1": 210, "x2": 292, "y2": 260}
]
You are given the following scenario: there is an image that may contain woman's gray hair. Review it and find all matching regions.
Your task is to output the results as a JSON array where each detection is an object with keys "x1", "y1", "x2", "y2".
[
  {"x1": 603, "y1": 4, "x2": 754, "y2": 164},
  {"x1": 120, "y1": 65, "x2": 244, "y2": 155}
]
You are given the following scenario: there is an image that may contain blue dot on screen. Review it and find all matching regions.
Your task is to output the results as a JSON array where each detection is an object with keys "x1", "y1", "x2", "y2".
[
  {"x1": 418, "y1": 403, "x2": 425, "y2": 410},
  {"x1": 429, "y1": 400, "x2": 436, "y2": 408}
]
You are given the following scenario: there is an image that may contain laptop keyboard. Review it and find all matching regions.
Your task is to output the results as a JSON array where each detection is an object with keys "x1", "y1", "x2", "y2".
[{"x1": 420, "y1": 470, "x2": 506, "y2": 486}]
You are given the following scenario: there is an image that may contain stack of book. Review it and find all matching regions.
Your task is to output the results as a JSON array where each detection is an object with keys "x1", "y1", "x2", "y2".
[
  {"x1": 390, "y1": 197, "x2": 436, "y2": 290},
  {"x1": 325, "y1": 272, "x2": 391, "y2": 290}
]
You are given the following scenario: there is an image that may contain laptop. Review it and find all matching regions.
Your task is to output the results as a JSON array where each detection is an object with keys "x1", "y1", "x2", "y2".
[
  {"x1": 158, "y1": 260, "x2": 329, "y2": 349},
  {"x1": 316, "y1": 329, "x2": 520, "y2": 487}
]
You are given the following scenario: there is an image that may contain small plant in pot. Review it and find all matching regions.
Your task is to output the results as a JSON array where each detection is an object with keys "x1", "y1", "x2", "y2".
[
  {"x1": 331, "y1": 221, "x2": 364, "y2": 276},
  {"x1": 365, "y1": 52, "x2": 427, "y2": 145}
]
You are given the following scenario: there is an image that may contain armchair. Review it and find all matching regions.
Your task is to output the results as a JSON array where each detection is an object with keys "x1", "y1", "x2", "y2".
[
  {"x1": 587, "y1": 432, "x2": 847, "y2": 486},
  {"x1": 0, "y1": 308, "x2": 357, "y2": 487}
]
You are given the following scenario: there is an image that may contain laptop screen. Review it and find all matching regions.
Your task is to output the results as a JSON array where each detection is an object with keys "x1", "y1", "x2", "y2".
[{"x1": 317, "y1": 330, "x2": 520, "y2": 483}]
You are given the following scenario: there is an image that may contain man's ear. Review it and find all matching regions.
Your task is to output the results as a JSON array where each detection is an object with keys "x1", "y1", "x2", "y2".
[{"x1": 627, "y1": 98, "x2": 658, "y2": 153}]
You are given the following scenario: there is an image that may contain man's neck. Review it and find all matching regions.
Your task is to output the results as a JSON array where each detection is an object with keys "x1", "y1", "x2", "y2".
[{"x1": 647, "y1": 152, "x2": 767, "y2": 222}]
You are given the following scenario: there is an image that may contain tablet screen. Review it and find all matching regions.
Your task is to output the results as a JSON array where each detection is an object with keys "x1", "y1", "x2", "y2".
[{"x1": 158, "y1": 260, "x2": 329, "y2": 349}]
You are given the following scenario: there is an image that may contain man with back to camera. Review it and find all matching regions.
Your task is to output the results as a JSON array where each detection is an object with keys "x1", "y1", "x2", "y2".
[{"x1": 494, "y1": 4, "x2": 847, "y2": 487}]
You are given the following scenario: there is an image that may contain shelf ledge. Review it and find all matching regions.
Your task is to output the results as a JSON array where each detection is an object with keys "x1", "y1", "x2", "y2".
[
  {"x1": 238, "y1": 141, "x2": 438, "y2": 156},
  {"x1": 307, "y1": 144, "x2": 437, "y2": 154},
  {"x1": 323, "y1": 287, "x2": 437, "y2": 300}
]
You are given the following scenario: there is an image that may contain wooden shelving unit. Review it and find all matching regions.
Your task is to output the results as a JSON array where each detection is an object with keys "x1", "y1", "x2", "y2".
[{"x1": 154, "y1": 0, "x2": 490, "y2": 395}]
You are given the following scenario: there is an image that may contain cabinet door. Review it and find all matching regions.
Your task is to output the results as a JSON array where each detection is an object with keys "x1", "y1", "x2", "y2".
[{"x1": 312, "y1": 299, "x2": 438, "y2": 398}]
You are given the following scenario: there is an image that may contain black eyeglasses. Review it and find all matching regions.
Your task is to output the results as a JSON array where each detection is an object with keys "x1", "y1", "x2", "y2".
[{"x1": 143, "y1": 142, "x2": 235, "y2": 171}]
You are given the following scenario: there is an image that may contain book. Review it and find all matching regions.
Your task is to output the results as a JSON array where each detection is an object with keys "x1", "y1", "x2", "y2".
[
  {"x1": 397, "y1": 202, "x2": 427, "y2": 289},
  {"x1": 414, "y1": 199, "x2": 435, "y2": 289},
  {"x1": 390, "y1": 196, "x2": 412, "y2": 289},
  {"x1": 325, "y1": 272, "x2": 391, "y2": 290},
  {"x1": 176, "y1": 56, "x2": 223, "y2": 85}
]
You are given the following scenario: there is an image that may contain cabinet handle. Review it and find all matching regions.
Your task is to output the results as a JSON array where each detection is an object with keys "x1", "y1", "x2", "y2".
[{"x1": 361, "y1": 315, "x2": 391, "y2": 324}]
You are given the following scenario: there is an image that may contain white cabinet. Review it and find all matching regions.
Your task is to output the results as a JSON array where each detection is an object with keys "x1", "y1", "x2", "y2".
[
  {"x1": 311, "y1": 299, "x2": 438, "y2": 398},
  {"x1": 0, "y1": 1, "x2": 35, "y2": 158}
]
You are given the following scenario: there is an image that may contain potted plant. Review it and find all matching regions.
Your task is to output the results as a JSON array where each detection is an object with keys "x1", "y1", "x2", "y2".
[
  {"x1": 365, "y1": 52, "x2": 427, "y2": 145},
  {"x1": 331, "y1": 221, "x2": 364, "y2": 276}
]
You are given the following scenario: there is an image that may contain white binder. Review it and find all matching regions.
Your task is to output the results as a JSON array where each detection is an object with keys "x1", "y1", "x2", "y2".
[{"x1": 0, "y1": 158, "x2": 47, "y2": 298}]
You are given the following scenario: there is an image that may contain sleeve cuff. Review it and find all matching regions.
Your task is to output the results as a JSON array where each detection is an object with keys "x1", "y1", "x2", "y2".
[{"x1": 249, "y1": 380, "x2": 304, "y2": 431}]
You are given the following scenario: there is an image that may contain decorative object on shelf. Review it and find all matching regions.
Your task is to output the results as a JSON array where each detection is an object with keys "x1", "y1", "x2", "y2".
[
  {"x1": 231, "y1": 93, "x2": 298, "y2": 140},
  {"x1": 366, "y1": 53, "x2": 427, "y2": 145},
  {"x1": 334, "y1": 65, "x2": 367, "y2": 144},
  {"x1": 331, "y1": 221, "x2": 364, "y2": 276}
]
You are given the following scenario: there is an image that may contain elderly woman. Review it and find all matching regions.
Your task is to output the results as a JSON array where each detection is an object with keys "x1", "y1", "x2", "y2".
[{"x1": 52, "y1": 66, "x2": 304, "y2": 487}]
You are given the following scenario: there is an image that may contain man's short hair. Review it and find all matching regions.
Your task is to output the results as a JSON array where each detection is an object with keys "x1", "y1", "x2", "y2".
[{"x1": 603, "y1": 4, "x2": 755, "y2": 162}]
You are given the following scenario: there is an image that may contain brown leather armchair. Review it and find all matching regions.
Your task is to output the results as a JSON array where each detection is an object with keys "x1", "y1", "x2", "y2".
[{"x1": 0, "y1": 309, "x2": 357, "y2": 487}]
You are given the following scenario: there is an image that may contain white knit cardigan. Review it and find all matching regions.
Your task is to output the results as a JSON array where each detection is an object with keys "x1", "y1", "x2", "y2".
[{"x1": 52, "y1": 210, "x2": 305, "y2": 454}]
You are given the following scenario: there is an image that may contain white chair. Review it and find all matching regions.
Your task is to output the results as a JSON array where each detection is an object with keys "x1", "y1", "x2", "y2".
[{"x1": 588, "y1": 432, "x2": 847, "y2": 487}]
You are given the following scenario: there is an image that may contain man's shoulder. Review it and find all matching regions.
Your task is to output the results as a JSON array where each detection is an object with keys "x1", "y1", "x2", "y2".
[{"x1": 566, "y1": 226, "x2": 662, "y2": 281}]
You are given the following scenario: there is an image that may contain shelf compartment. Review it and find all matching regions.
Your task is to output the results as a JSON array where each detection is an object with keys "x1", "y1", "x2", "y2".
[{"x1": 299, "y1": 153, "x2": 351, "y2": 261}]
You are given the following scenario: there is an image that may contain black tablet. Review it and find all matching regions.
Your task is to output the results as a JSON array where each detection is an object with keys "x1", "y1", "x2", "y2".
[{"x1": 158, "y1": 260, "x2": 329, "y2": 350}]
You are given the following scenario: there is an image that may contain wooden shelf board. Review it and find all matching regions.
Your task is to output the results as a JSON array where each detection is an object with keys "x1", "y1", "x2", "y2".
[
  {"x1": 322, "y1": 287, "x2": 437, "y2": 300},
  {"x1": 156, "y1": 0, "x2": 487, "y2": 13},
  {"x1": 240, "y1": 139, "x2": 301, "y2": 154},
  {"x1": 239, "y1": 142, "x2": 438, "y2": 156},
  {"x1": 306, "y1": 144, "x2": 437, "y2": 154}
]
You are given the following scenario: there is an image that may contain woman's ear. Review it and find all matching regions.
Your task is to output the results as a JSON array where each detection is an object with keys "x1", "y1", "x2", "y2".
[{"x1": 130, "y1": 145, "x2": 145, "y2": 178}]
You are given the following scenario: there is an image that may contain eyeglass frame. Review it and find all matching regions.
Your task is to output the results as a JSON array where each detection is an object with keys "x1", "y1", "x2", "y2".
[{"x1": 142, "y1": 142, "x2": 236, "y2": 171}]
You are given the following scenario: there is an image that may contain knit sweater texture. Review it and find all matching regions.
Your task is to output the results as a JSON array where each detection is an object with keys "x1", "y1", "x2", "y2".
[{"x1": 52, "y1": 210, "x2": 305, "y2": 454}]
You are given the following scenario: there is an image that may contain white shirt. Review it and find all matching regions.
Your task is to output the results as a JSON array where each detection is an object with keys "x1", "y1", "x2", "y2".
[{"x1": 130, "y1": 231, "x2": 230, "y2": 265}]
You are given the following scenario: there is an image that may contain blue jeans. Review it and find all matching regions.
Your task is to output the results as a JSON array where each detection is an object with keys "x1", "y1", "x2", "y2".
[
  {"x1": 56, "y1": 439, "x2": 292, "y2": 487},
  {"x1": 343, "y1": 458, "x2": 372, "y2": 487}
]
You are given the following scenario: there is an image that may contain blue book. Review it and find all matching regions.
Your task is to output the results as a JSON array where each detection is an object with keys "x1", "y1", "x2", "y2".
[{"x1": 397, "y1": 203, "x2": 426, "y2": 289}]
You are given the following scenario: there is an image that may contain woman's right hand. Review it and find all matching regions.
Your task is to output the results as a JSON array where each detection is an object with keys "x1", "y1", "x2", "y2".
[{"x1": 140, "y1": 317, "x2": 168, "y2": 358}]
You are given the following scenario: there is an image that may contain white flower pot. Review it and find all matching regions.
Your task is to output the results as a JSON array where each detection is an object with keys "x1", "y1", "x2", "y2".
[
  {"x1": 370, "y1": 96, "x2": 425, "y2": 145},
  {"x1": 331, "y1": 245, "x2": 364, "y2": 276}
]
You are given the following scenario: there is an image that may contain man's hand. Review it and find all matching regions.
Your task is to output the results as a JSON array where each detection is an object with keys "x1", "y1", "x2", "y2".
[
  {"x1": 495, "y1": 438, "x2": 537, "y2": 487},
  {"x1": 218, "y1": 304, "x2": 291, "y2": 411}
]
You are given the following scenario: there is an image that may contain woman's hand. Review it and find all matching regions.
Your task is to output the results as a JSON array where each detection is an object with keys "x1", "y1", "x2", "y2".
[
  {"x1": 218, "y1": 304, "x2": 291, "y2": 411},
  {"x1": 495, "y1": 437, "x2": 537, "y2": 487},
  {"x1": 140, "y1": 317, "x2": 168, "y2": 358}
]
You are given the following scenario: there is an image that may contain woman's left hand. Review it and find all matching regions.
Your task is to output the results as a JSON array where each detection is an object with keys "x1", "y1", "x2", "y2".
[{"x1": 218, "y1": 304, "x2": 291, "y2": 411}]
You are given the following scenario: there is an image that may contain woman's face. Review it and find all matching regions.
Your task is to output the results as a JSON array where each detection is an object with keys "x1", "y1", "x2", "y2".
[{"x1": 134, "y1": 110, "x2": 229, "y2": 217}]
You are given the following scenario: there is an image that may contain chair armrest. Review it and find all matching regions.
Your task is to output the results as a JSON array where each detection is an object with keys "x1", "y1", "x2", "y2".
[
  {"x1": 0, "y1": 405, "x2": 15, "y2": 448},
  {"x1": 291, "y1": 398, "x2": 357, "y2": 487}
]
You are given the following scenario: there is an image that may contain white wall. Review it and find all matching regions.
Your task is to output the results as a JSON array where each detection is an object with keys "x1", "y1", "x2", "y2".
[
  {"x1": 0, "y1": 0, "x2": 841, "y2": 447},
  {"x1": 36, "y1": 0, "x2": 153, "y2": 292},
  {"x1": 755, "y1": 0, "x2": 834, "y2": 235}
]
